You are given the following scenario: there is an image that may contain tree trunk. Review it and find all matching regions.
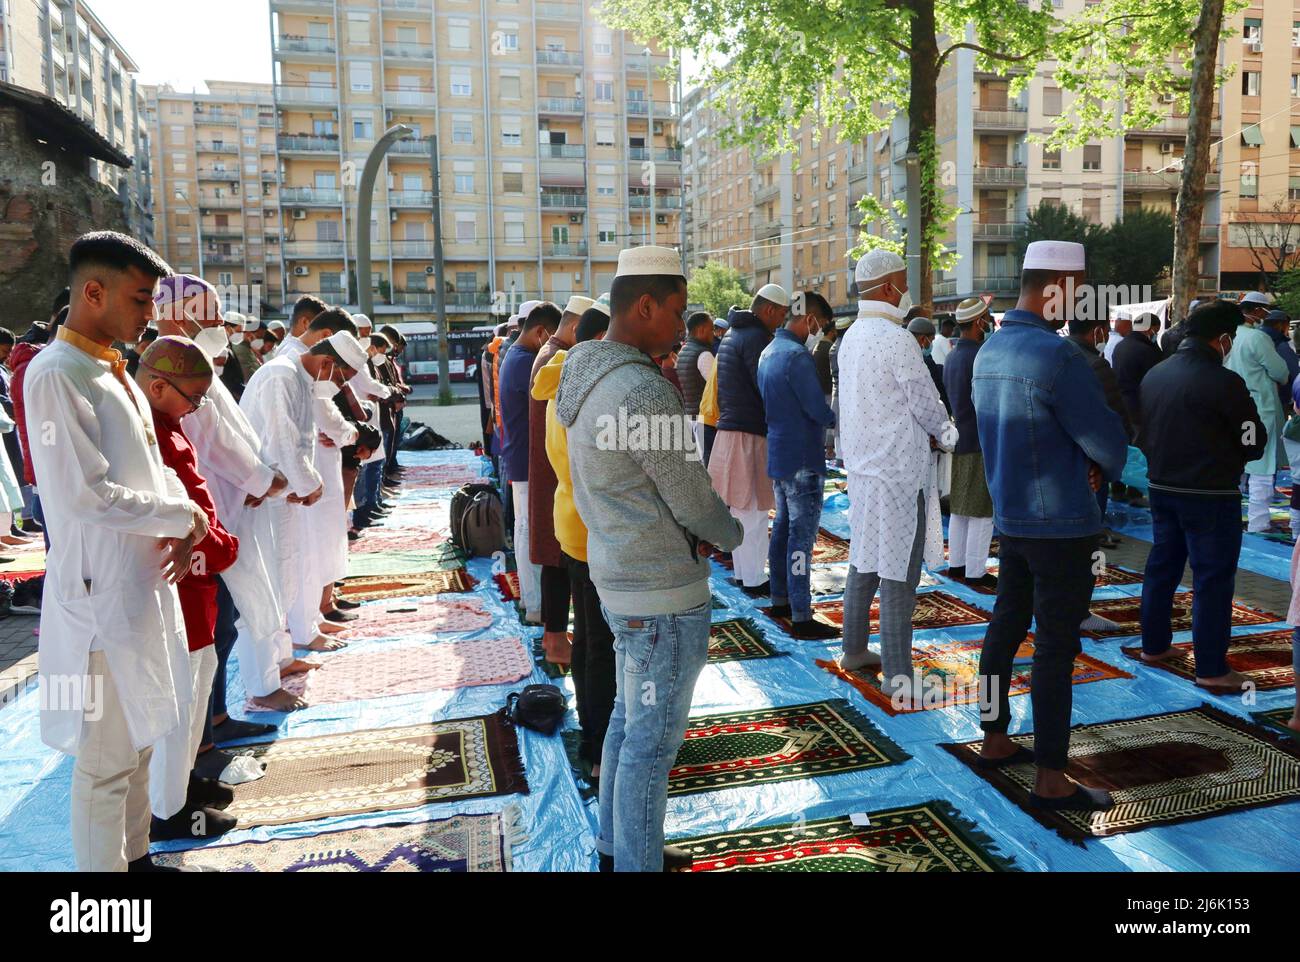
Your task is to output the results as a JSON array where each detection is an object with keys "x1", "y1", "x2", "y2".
[
  {"x1": 908, "y1": 0, "x2": 939, "y2": 312},
  {"x1": 1171, "y1": 0, "x2": 1225, "y2": 324}
]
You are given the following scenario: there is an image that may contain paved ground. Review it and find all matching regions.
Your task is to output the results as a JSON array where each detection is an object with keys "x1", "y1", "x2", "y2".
[{"x1": 0, "y1": 613, "x2": 39, "y2": 707}]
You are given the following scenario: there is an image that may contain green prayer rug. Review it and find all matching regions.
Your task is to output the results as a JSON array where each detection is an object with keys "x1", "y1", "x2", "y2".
[
  {"x1": 668, "y1": 699, "x2": 908, "y2": 797},
  {"x1": 708, "y1": 619, "x2": 782, "y2": 663},
  {"x1": 1252, "y1": 708, "x2": 1299, "y2": 740},
  {"x1": 670, "y1": 801, "x2": 1016, "y2": 872}
]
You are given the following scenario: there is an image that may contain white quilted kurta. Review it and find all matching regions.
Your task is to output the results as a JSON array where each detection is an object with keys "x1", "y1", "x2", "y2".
[{"x1": 839, "y1": 305, "x2": 955, "y2": 582}]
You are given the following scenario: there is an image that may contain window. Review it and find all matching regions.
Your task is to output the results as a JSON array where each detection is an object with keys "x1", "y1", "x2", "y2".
[
  {"x1": 1244, "y1": 18, "x2": 1261, "y2": 45},
  {"x1": 596, "y1": 123, "x2": 614, "y2": 147},
  {"x1": 1083, "y1": 144, "x2": 1101, "y2": 171},
  {"x1": 243, "y1": 133, "x2": 256, "y2": 147},
  {"x1": 449, "y1": 19, "x2": 470, "y2": 49},
  {"x1": 353, "y1": 114, "x2": 374, "y2": 140},
  {"x1": 499, "y1": 72, "x2": 520, "y2": 100},
  {"x1": 498, "y1": 29, "x2": 519, "y2": 52},
  {"x1": 502, "y1": 162, "x2": 523, "y2": 193},
  {"x1": 169, "y1": 125, "x2": 184, "y2": 145},
  {"x1": 1294, "y1": 22, "x2": 1300, "y2": 47},
  {"x1": 598, "y1": 218, "x2": 616, "y2": 243},
  {"x1": 552, "y1": 225, "x2": 569, "y2": 245},
  {"x1": 1042, "y1": 86, "x2": 1062, "y2": 116},
  {"x1": 316, "y1": 220, "x2": 340, "y2": 241},
  {"x1": 1243, "y1": 71, "x2": 1261, "y2": 97},
  {"x1": 172, "y1": 153, "x2": 186, "y2": 172},
  {"x1": 1241, "y1": 172, "x2": 1258, "y2": 199},
  {"x1": 397, "y1": 26, "x2": 417, "y2": 45},
  {"x1": 596, "y1": 164, "x2": 615, "y2": 196},
  {"x1": 1243, "y1": 124, "x2": 1264, "y2": 146},
  {"x1": 594, "y1": 77, "x2": 613, "y2": 102},
  {"x1": 314, "y1": 170, "x2": 337, "y2": 189},
  {"x1": 347, "y1": 13, "x2": 370, "y2": 44},
  {"x1": 593, "y1": 29, "x2": 612, "y2": 56},
  {"x1": 456, "y1": 271, "x2": 477, "y2": 291},
  {"x1": 217, "y1": 271, "x2": 233, "y2": 286},
  {"x1": 455, "y1": 212, "x2": 476, "y2": 243},
  {"x1": 504, "y1": 213, "x2": 525, "y2": 244},
  {"x1": 454, "y1": 161, "x2": 474, "y2": 194},
  {"x1": 1290, "y1": 177, "x2": 1300, "y2": 203},
  {"x1": 1042, "y1": 147, "x2": 1061, "y2": 170},
  {"x1": 501, "y1": 116, "x2": 521, "y2": 146},
  {"x1": 320, "y1": 272, "x2": 343, "y2": 293},
  {"x1": 405, "y1": 272, "x2": 428, "y2": 292},
  {"x1": 452, "y1": 114, "x2": 473, "y2": 143},
  {"x1": 313, "y1": 118, "x2": 335, "y2": 136},
  {"x1": 450, "y1": 67, "x2": 471, "y2": 96},
  {"x1": 350, "y1": 62, "x2": 373, "y2": 93},
  {"x1": 1294, "y1": 75, "x2": 1300, "y2": 99},
  {"x1": 1292, "y1": 127, "x2": 1300, "y2": 150},
  {"x1": 1082, "y1": 198, "x2": 1101, "y2": 225}
]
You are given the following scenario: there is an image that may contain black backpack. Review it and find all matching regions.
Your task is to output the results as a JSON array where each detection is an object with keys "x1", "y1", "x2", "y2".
[
  {"x1": 502, "y1": 684, "x2": 567, "y2": 736},
  {"x1": 450, "y1": 481, "x2": 506, "y2": 557}
]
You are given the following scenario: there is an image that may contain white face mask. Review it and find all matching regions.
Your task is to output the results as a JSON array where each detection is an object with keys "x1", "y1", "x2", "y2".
[
  {"x1": 230, "y1": 332, "x2": 245, "y2": 345},
  {"x1": 193, "y1": 325, "x2": 229, "y2": 363},
  {"x1": 805, "y1": 330, "x2": 824, "y2": 351},
  {"x1": 896, "y1": 290, "x2": 913, "y2": 315},
  {"x1": 250, "y1": 338, "x2": 264, "y2": 352},
  {"x1": 312, "y1": 379, "x2": 337, "y2": 400}
]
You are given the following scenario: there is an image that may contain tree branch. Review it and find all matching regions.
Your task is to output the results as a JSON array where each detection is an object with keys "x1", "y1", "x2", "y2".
[{"x1": 937, "y1": 42, "x2": 1034, "y2": 70}]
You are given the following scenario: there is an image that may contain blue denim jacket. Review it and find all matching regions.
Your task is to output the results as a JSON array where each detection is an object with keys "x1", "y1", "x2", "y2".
[
  {"x1": 972, "y1": 309, "x2": 1129, "y2": 538},
  {"x1": 757, "y1": 328, "x2": 835, "y2": 479}
]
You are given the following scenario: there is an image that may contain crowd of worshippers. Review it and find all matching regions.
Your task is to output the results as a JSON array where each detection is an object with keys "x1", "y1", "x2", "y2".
[
  {"x1": 478, "y1": 239, "x2": 1300, "y2": 872},
  {"x1": 27, "y1": 231, "x2": 416, "y2": 873}
]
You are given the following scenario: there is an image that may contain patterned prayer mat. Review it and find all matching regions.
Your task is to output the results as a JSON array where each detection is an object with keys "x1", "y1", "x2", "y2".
[
  {"x1": 246, "y1": 638, "x2": 532, "y2": 711},
  {"x1": 764, "y1": 591, "x2": 990, "y2": 638},
  {"x1": 812, "y1": 529, "x2": 850, "y2": 564},
  {"x1": 346, "y1": 550, "x2": 469, "y2": 578},
  {"x1": 670, "y1": 801, "x2": 1015, "y2": 872},
  {"x1": 1081, "y1": 594, "x2": 1279, "y2": 639},
  {"x1": 709, "y1": 619, "x2": 782, "y2": 663},
  {"x1": 349, "y1": 529, "x2": 449, "y2": 554},
  {"x1": 943, "y1": 705, "x2": 1300, "y2": 840},
  {"x1": 399, "y1": 463, "x2": 490, "y2": 488},
  {"x1": 494, "y1": 571, "x2": 520, "y2": 603},
  {"x1": 668, "y1": 700, "x2": 908, "y2": 797},
  {"x1": 338, "y1": 568, "x2": 477, "y2": 602},
  {"x1": 153, "y1": 812, "x2": 512, "y2": 872},
  {"x1": 337, "y1": 598, "x2": 494, "y2": 640},
  {"x1": 962, "y1": 563, "x2": 1143, "y2": 596},
  {"x1": 1120, "y1": 630, "x2": 1296, "y2": 691},
  {"x1": 0, "y1": 546, "x2": 45, "y2": 580},
  {"x1": 220, "y1": 715, "x2": 527, "y2": 827},
  {"x1": 816, "y1": 636, "x2": 1131, "y2": 716},
  {"x1": 1251, "y1": 708, "x2": 1298, "y2": 739}
]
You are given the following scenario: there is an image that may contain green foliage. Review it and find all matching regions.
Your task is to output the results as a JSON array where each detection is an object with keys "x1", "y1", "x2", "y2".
[
  {"x1": 687, "y1": 260, "x2": 752, "y2": 316},
  {"x1": 1274, "y1": 268, "x2": 1300, "y2": 319},
  {"x1": 1016, "y1": 201, "x2": 1173, "y2": 290}
]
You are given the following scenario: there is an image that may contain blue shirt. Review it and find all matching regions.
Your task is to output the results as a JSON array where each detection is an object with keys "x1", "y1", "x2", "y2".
[
  {"x1": 972, "y1": 309, "x2": 1128, "y2": 538},
  {"x1": 942, "y1": 337, "x2": 981, "y2": 455},
  {"x1": 499, "y1": 344, "x2": 537, "y2": 484},
  {"x1": 757, "y1": 328, "x2": 835, "y2": 479}
]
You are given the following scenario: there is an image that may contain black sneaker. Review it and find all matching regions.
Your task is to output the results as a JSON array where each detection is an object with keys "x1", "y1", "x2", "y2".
[
  {"x1": 17, "y1": 518, "x2": 42, "y2": 535},
  {"x1": 127, "y1": 856, "x2": 184, "y2": 873},
  {"x1": 150, "y1": 806, "x2": 237, "y2": 841},
  {"x1": 789, "y1": 618, "x2": 841, "y2": 640}
]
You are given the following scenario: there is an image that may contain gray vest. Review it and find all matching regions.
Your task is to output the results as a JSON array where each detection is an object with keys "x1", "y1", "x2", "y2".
[{"x1": 676, "y1": 337, "x2": 709, "y2": 416}]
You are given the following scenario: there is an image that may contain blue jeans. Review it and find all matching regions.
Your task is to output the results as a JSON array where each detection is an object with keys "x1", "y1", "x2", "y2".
[
  {"x1": 1140, "y1": 490, "x2": 1241, "y2": 678},
  {"x1": 597, "y1": 599, "x2": 710, "y2": 872},
  {"x1": 359, "y1": 460, "x2": 384, "y2": 510},
  {"x1": 768, "y1": 469, "x2": 824, "y2": 620}
]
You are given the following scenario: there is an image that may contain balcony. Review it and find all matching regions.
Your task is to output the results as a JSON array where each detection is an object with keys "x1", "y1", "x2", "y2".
[
  {"x1": 972, "y1": 275, "x2": 1021, "y2": 293},
  {"x1": 280, "y1": 186, "x2": 343, "y2": 205},
  {"x1": 1200, "y1": 224, "x2": 1220, "y2": 243},
  {"x1": 972, "y1": 220, "x2": 1022, "y2": 241},
  {"x1": 1198, "y1": 276, "x2": 1219, "y2": 292},
  {"x1": 274, "y1": 35, "x2": 336, "y2": 57},
  {"x1": 752, "y1": 249, "x2": 781, "y2": 272},
  {"x1": 195, "y1": 113, "x2": 238, "y2": 126},
  {"x1": 753, "y1": 182, "x2": 780, "y2": 205},
  {"x1": 202, "y1": 229, "x2": 245, "y2": 240},
  {"x1": 283, "y1": 241, "x2": 346, "y2": 259},
  {"x1": 848, "y1": 159, "x2": 871, "y2": 182},
  {"x1": 275, "y1": 83, "x2": 338, "y2": 105},
  {"x1": 536, "y1": 1, "x2": 579, "y2": 18},
  {"x1": 972, "y1": 107, "x2": 1028, "y2": 131},
  {"x1": 390, "y1": 240, "x2": 437, "y2": 258},
  {"x1": 629, "y1": 147, "x2": 682, "y2": 163},
  {"x1": 628, "y1": 193, "x2": 682, "y2": 209},
  {"x1": 540, "y1": 143, "x2": 586, "y2": 160},
  {"x1": 1124, "y1": 170, "x2": 1221, "y2": 191},
  {"x1": 538, "y1": 97, "x2": 584, "y2": 116},
  {"x1": 197, "y1": 168, "x2": 241, "y2": 182},
  {"x1": 1128, "y1": 116, "x2": 1222, "y2": 138},
  {"x1": 383, "y1": 41, "x2": 434, "y2": 61},
  {"x1": 279, "y1": 134, "x2": 340, "y2": 154},
  {"x1": 627, "y1": 100, "x2": 679, "y2": 120},
  {"x1": 385, "y1": 87, "x2": 436, "y2": 108},
  {"x1": 270, "y1": 0, "x2": 333, "y2": 11},
  {"x1": 196, "y1": 141, "x2": 239, "y2": 153},
  {"x1": 972, "y1": 165, "x2": 1027, "y2": 187},
  {"x1": 204, "y1": 251, "x2": 245, "y2": 266},
  {"x1": 934, "y1": 278, "x2": 958, "y2": 298},
  {"x1": 389, "y1": 190, "x2": 433, "y2": 207},
  {"x1": 391, "y1": 137, "x2": 434, "y2": 155},
  {"x1": 381, "y1": 0, "x2": 423, "y2": 11},
  {"x1": 197, "y1": 195, "x2": 242, "y2": 209},
  {"x1": 626, "y1": 53, "x2": 671, "y2": 74},
  {"x1": 755, "y1": 217, "x2": 783, "y2": 237},
  {"x1": 545, "y1": 242, "x2": 588, "y2": 258},
  {"x1": 537, "y1": 49, "x2": 583, "y2": 68},
  {"x1": 540, "y1": 190, "x2": 587, "y2": 209}
]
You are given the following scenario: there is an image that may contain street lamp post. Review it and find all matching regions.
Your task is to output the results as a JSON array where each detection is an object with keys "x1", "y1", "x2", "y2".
[
  {"x1": 356, "y1": 124, "x2": 415, "y2": 317},
  {"x1": 647, "y1": 47, "x2": 656, "y2": 246},
  {"x1": 904, "y1": 150, "x2": 922, "y2": 303}
]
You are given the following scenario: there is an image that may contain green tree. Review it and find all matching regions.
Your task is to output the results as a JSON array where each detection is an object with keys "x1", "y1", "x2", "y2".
[
  {"x1": 687, "y1": 260, "x2": 751, "y2": 318},
  {"x1": 1273, "y1": 268, "x2": 1300, "y2": 320},
  {"x1": 1099, "y1": 208, "x2": 1175, "y2": 293},
  {"x1": 1015, "y1": 201, "x2": 1107, "y2": 282}
]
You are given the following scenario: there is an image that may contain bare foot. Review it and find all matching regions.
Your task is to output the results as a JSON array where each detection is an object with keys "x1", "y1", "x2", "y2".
[
  {"x1": 1032, "y1": 767, "x2": 1076, "y2": 799},
  {"x1": 281, "y1": 659, "x2": 322, "y2": 676},
  {"x1": 837, "y1": 650, "x2": 882, "y2": 673},
  {"x1": 590, "y1": 763, "x2": 601, "y2": 778},
  {"x1": 1141, "y1": 648, "x2": 1181, "y2": 664},
  {"x1": 1288, "y1": 714, "x2": 1300, "y2": 733},
  {"x1": 543, "y1": 630, "x2": 573, "y2": 666},
  {"x1": 251, "y1": 689, "x2": 309, "y2": 712},
  {"x1": 305, "y1": 634, "x2": 347, "y2": 652},
  {"x1": 1195, "y1": 668, "x2": 1251, "y2": 691},
  {"x1": 979, "y1": 731, "x2": 1020, "y2": 762},
  {"x1": 316, "y1": 619, "x2": 345, "y2": 635}
]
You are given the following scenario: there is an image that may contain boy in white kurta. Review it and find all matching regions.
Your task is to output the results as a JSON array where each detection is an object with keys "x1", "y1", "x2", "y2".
[{"x1": 28, "y1": 232, "x2": 207, "y2": 872}]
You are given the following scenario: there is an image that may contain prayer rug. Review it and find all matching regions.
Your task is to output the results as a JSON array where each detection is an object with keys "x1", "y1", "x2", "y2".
[
  {"x1": 1251, "y1": 708, "x2": 1298, "y2": 740},
  {"x1": 942, "y1": 705, "x2": 1300, "y2": 840},
  {"x1": 709, "y1": 619, "x2": 782, "y2": 663},
  {"x1": 349, "y1": 529, "x2": 449, "y2": 554},
  {"x1": 399, "y1": 463, "x2": 490, "y2": 488},
  {"x1": 338, "y1": 568, "x2": 477, "y2": 602},
  {"x1": 670, "y1": 801, "x2": 1015, "y2": 872},
  {"x1": 336, "y1": 598, "x2": 494, "y2": 640},
  {"x1": 667, "y1": 700, "x2": 908, "y2": 797},
  {"x1": 494, "y1": 571, "x2": 520, "y2": 603},
  {"x1": 812, "y1": 528, "x2": 851, "y2": 564},
  {"x1": 962, "y1": 563, "x2": 1142, "y2": 596},
  {"x1": 1081, "y1": 594, "x2": 1279, "y2": 639},
  {"x1": 220, "y1": 715, "x2": 528, "y2": 827},
  {"x1": 816, "y1": 636, "x2": 1131, "y2": 716},
  {"x1": 764, "y1": 591, "x2": 989, "y2": 638},
  {"x1": 346, "y1": 550, "x2": 468, "y2": 578},
  {"x1": 531, "y1": 636, "x2": 570, "y2": 680},
  {"x1": 1120, "y1": 630, "x2": 1296, "y2": 691},
  {"x1": 246, "y1": 638, "x2": 532, "y2": 710},
  {"x1": 153, "y1": 812, "x2": 512, "y2": 872},
  {"x1": 0, "y1": 546, "x2": 45, "y2": 580},
  {"x1": 942, "y1": 537, "x2": 1000, "y2": 562}
]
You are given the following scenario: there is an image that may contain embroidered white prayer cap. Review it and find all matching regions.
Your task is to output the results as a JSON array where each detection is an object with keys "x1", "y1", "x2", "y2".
[
  {"x1": 854, "y1": 249, "x2": 906, "y2": 285},
  {"x1": 756, "y1": 283, "x2": 790, "y2": 307},
  {"x1": 589, "y1": 296, "x2": 611, "y2": 319},
  {"x1": 224, "y1": 310, "x2": 244, "y2": 327},
  {"x1": 326, "y1": 331, "x2": 369, "y2": 372},
  {"x1": 1022, "y1": 240, "x2": 1085, "y2": 272},
  {"x1": 267, "y1": 320, "x2": 287, "y2": 336},
  {"x1": 507, "y1": 314, "x2": 521, "y2": 330},
  {"x1": 564, "y1": 295, "x2": 596, "y2": 317},
  {"x1": 1240, "y1": 291, "x2": 1274, "y2": 307},
  {"x1": 518, "y1": 299, "x2": 543, "y2": 320},
  {"x1": 241, "y1": 316, "x2": 263, "y2": 333},
  {"x1": 955, "y1": 297, "x2": 990, "y2": 324},
  {"x1": 835, "y1": 316, "x2": 854, "y2": 331},
  {"x1": 615, "y1": 245, "x2": 685, "y2": 278},
  {"x1": 353, "y1": 312, "x2": 373, "y2": 333}
]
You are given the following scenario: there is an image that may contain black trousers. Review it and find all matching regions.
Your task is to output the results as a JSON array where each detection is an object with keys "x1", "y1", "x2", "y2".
[
  {"x1": 540, "y1": 563, "x2": 571, "y2": 633},
  {"x1": 563, "y1": 551, "x2": 616, "y2": 766},
  {"x1": 978, "y1": 533, "x2": 1097, "y2": 771},
  {"x1": 201, "y1": 577, "x2": 240, "y2": 746}
]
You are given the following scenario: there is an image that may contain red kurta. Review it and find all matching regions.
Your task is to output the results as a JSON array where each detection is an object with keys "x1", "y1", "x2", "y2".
[
  {"x1": 527, "y1": 335, "x2": 566, "y2": 568},
  {"x1": 152, "y1": 407, "x2": 240, "y2": 651}
]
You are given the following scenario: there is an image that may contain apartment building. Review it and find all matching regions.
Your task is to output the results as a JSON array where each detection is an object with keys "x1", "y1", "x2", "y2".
[
  {"x1": 268, "y1": 0, "x2": 682, "y2": 326},
  {"x1": 0, "y1": 0, "x2": 153, "y2": 245},
  {"x1": 145, "y1": 81, "x2": 283, "y2": 311}
]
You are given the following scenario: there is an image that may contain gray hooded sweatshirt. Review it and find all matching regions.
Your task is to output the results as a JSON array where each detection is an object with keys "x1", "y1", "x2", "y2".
[{"x1": 557, "y1": 339, "x2": 743, "y2": 616}]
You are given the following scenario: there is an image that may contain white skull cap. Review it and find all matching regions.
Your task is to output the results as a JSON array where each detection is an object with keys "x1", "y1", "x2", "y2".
[{"x1": 854, "y1": 249, "x2": 906, "y2": 285}]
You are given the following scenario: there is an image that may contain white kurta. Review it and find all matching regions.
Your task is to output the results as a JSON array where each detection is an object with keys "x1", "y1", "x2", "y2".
[
  {"x1": 309, "y1": 389, "x2": 358, "y2": 587},
  {"x1": 25, "y1": 340, "x2": 196, "y2": 756},
  {"x1": 349, "y1": 364, "x2": 389, "y2": 464},
  {"x1": 0, "y1": 406, "x2": 25, "y2": 512},
  {"x1": 839, "y1": 304, "x2": 955, "y2": 582}
]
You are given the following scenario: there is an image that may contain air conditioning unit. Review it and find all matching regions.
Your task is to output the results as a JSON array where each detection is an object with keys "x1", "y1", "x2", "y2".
[
  {"x1": 391, "y1": 210, "x2": 399, "y2": 222},
  {"x1": 656, "y1": 214, "x2": 668, "y2": 225},
  {"x1": 425, "y1": 265, "x2": 436, "y2": 275},
  {"x1": 292, "y1": 209, "x2": 307, "y2": 220},
  {"x1": 293, "y1": 266, "x2": 310, "y2": 276},
  {"x1": 653, "y1": 122, "x2": 664, "y2": 135},
  {"x1": 1160, "y1": 142, "x2": 1175, "y2": 155},
  {"x1": 793, "y1": 192, "x2": 802, "y2": 201},
  {"x1": 569, "y1": 213, "x2": 583, "y2": 224},
  {"x1": 1251, "y1": 40, "x2": 1263, "y2": 53},
  {"x1": 1160, "y1": 92, "x2": 1176, "y2": 104},
  {"x1": 573, "y1": 271, "x2": 583, "y2": 282}
]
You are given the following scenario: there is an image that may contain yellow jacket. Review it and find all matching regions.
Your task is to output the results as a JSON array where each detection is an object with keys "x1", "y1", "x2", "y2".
[
  {"x1": 698, "y1": 356, "x2": 721, "y2": 427},
  {"x1": 531, "y1": 349, "x2": 587, "y2": 561}
]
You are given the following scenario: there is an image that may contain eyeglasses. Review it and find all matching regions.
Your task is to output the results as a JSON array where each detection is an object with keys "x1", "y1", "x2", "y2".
[{"x1": 154, "y1": 374, "x2": 208, "y2": 413}]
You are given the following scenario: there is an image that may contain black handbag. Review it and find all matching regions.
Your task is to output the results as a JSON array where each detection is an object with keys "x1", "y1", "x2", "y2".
[{"x1": 503, "y1": 684, "x2": 567, "y2": 736}]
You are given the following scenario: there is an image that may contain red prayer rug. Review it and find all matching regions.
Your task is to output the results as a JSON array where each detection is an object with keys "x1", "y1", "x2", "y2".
[
  {"x1": 943, "y1": 705, "x2": 1300, "y2": 839},
  {"x1": 220, "y1": 715, "x2": 528, "y2": 828},
  {"x1": 816, "y1": 636, "x2": 1132, "y2": 716},
  {"x1": 338, "y1": 569, "x2": 477, "y2": 602},
  {"x1": 764, "y1": 591, "x2": 990, "y2": 638},
  {"x1": 1120, "y1": 630, "x2": 1296, "y2": 691},
  {"x1": 494, "y1": 571, "x2": 520, "y2": 603},
  {"x1": 1081, "y1": 594, "x2": 1279, "y2": 639},
  {"x1": 714, "y1": 528, "x2": 850, "y2": 570},
  {"x1": 962, "y1": 563, "x2": 1143, "y2": 595},
  {"x1": 337, "y1": 598, "x2": 493, "y2": 640},
  {"x1": 670, "y1": 801, "x2": 1015, "y2": 872},
  {"x1": 667, "y1": 700, "x2": 908, "y2": 796},
  {"x1": 246, "y1": 637, "x2": 532, "y2": 710}
]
